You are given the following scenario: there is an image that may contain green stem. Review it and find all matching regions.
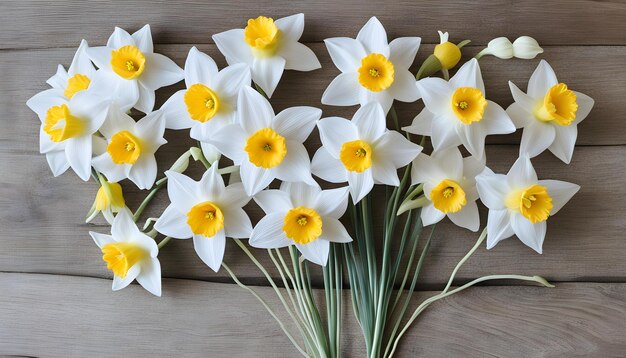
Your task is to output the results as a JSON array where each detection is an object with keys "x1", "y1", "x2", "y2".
[
  {"x1": 157, "y1": 236, "x2": 172, "y2": 249},
  {"x1": 443, "y1": 227, "x2": 487, "y2": 293},
  {"x1": 133, "y1": 178, "x2": 167, "y2": 222}
]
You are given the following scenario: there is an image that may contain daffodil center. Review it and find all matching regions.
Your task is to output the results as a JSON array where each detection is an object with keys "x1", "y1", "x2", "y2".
[
  {"x1": 430, "y1": 179, "x2": 466, "y2": 213},
  {"x1": 451, "y1": 87, "x2": 488, "y2": 124},
  {"x1": 111, "y1": 45, "x2": 146, "y2": 80},
  {"x1": 245, "y1": 128, "x2": 287, "y2": 168},
  {"x1": 340, "y1": 140, "x2": 373, "y2": 173},
  {"x1": 506, "y1": 184, "x2": 553, "y2": 223},
  {"x1": 533, "y1": 83, "x2": 578, "y2": 126},
  {"x1": 184, "y1": 83, "x2": 221, "y2": 122},
  {"x1": 358, "y1": 53, "x2": 395, "y2": 92},
  {"x1": 283, "y1": 207, "x2": 323, "y2": 245},
  {"x1": 43, "y1": 104, "x2": 85, "y2": 142},
  {"x1": 64, "y1": 74, "x2": 91, "y2": 99},
  {"x1": 101, "y1": 242, "x2": 147, "y2": 278},
  {"x1": 95, "y1": 182, "x2": 125, "y2": 211},
  {"x1": 107, "y1": 130, "x2": 143, "y2": 165},
  {"x1": 187, "y1": 201, "x2": 225, "y2": 237},
  {"x1": 244, "y1": 16, "x2": 282, "y2": 57}
]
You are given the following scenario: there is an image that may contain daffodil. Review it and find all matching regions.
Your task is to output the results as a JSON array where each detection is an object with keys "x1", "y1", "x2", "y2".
[
  {"x1": 475, "y1": 156, "x2": 579, "y2": 253},
  {"x1": 202, "y1": 86, "x2": 320, "y2": 196},
  {"x1": 46, "y1": 39, "x2": 96, "y2": 100},
  {"x1": 90, "y1": 208, "x2": 161, "y2": 296},
  {"x1": 86, "y1": 179, "x2": 126, "y2": 224},
  {"x1": 321, "y1": 17, "x2": 421, "y2": 114},
  {"x1": 250, "y1": 182, "x2": 352, "y2": 266},
  {"x1": 404, "y1": 59, "x2": 516, "y2": 158},
  {"x1": 507, "y1": 60, "x2": 594, "y2": 163},
  {"x1": 26, "y1": 89, "x2": 109, "y2": 181},
  {"x1": 92, "y1": 106, "x2": 167, "y2": 189},
  {"x1": 212, "y1": 14, "x2": 320, "y2": 98},
  {"x1": 311, "y1": 102, "x2": 422, "y2": 203},
  {"x1": 86, "y1": 25, "x2": 184, "y2": 113},
  {"x1": 411, "y1": 147, "x2": 485, "y2": 231},
  {"x1": 154, "y1": 166, "x2": 252, "y2": 271}
]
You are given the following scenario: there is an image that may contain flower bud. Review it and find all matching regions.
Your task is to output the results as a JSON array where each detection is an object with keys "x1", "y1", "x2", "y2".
[
  {"x1": 486, "y1": 37, "x2": 514, "y2": 59},
  {"x1": 95, "y1": 181, "x2": 125, "y2": 212},
  {"x1": 512, "y1": 36, "x2": 543, "y2": 59},
  {"x1": 169, "y1": 152, "x2": 190, "y2": 173},
  {"x1": 433, "y1": 31, "x2": 461, "y2": 70}
]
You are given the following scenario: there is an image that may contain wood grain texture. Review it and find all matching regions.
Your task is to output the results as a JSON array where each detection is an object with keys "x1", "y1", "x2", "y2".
[
  {"x1": 0, "y1": 0, "x2": 624, "y2": 49},
  {"x1": 1, "y1": 273, "x2": 625, "y2": 357}
]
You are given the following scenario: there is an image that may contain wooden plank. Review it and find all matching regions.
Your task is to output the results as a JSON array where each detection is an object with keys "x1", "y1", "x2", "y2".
[
  {"x1": 1, "y1": 1, "x2": 625, "y2": 49},
  {"x1": 3, "y1": 44, "x2": 624, "y2": 148},
  {"x1": 1, "y1": 273, "x2": 625, "y2": 357},
  {"x1": 1, "y1": 145, "x2": 624, "y2": 287}
]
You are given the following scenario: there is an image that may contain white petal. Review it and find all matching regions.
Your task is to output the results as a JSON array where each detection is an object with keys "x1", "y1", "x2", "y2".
[
  {"x1": 68, "y1": 39, "x2": 95, "y2": 76},
  {"x1": 200, "y1": 141, "x2": 222, "y2": 164},
  {"x1": 486, "y1": 209, "x2": 514, "y2": 249},
  {"x1": 449, "y1": 59, "x2": 485, "y2": 94},
  {"x1": 112, "y1": 208, "x2": 141, "y2": 240},
  {"x1": 431, "y1": 115, "x2": 461, "y2": 151},
  {"x1": 92, "y1": 154, "x2": 127, "y2": 183},
  {"x1": 112, "y1": 264, "x2": 140, "y2": 291},
  {"x1": 321, "y1": 217, "x2": 352, "y2": 243},
  {"x1": 433, "y1": 146, "x2": 464, "y2": 180},
  {"x1": 86, "y1": 46, "x2": 112, "y2": 70},
  {"x1": 69, "y1": 90, "x2": 110, "y2": 134},
  {"x1": 238, "y1": 86, "x2": 275, "y2": 133},
  {"x1": 317, "y1": 117, "x2": 359, "y2": 157},
  {"x1": 482, "y1": 101, "x2": 516, "y2": 135},
  {"x1": 27, "y1": 89, "x2": 66, "y2": 120},
  {"x1": 507, "y1": 156, "x2": 538, "y2": 189},
  {"x1": 249, "y1": 212, "x2": 292, "y2": 248},
  {"x1": 252, "y1": 57, "x2": 286, "y2": 98},
  {"x1": 321, "y1": 73, "x2": 361, "y2": 106},
  {"x1": 184, "y1": 47, "x2": 218, "y2": 87},
  {"x1": 403, "y1": 109, "x2": 434, "y2": 136},
  {"x1": 353, "y1": 102, "x2": 386, "y2": 142},
  {"x1": 47, "y1": 64, "x2": 69, "y2": 90},
  {"x1": 315, "y1": 187, "x2": 350, "y2": 219},
  {"x1": 134, "y1": 83, "x2": 155, "y2": 114},
  {"x1": 574, "y1": 92, "x2": 594, "y2": 125},
  {"x1": 388, "y1": 68, "x2": 420, "y2": 103},
  {"x1": 421, "y1": 203, "x2": 445, "y2": 226},
  {"x1": 154, "y1": 205, "x2": 193, "y2": 239},
  {"x1": 219, "y1": 182, "x2": 250, "y2": 209},
  {"x1": 46, "y1": 151, "x2": 70, "y2": 177},
  {"x1": 347, "y1": 170, "x2": 374, "y2": 204},
  {"x1": 214, "y1": 63, "x2": 251, "y2": 99},
  {"x1": 90, "y1": 232, "x2": 115, "y2": 248},
  {"x1": 40, "y1": 126, "x2": 66, "y2": 154},
  {"x1": 538, "y1": 179, "x2": 580, "y2": 215},
  {"x1": 240, "y1": 159, "x2": 275, "y2": 196},
  {"x1": 199, "y1": 164, "x2": 225, "y2": 200},
  {"x1": 223, "y1": 208, "x2": 253, "y2": 238},
  {"x1": 506, "y1": 102, "x2": 534, "y2": 129},
  {"x1": 274, "y1": 106, "x2": 321, "y2": 142},
  {"x1": 372, "y1": 159, "x2": 399, "y2": 186},
  {"x1": 456, "y1": 121, "x2": 487, "y2": 158},
  {"x1": 411, "y1": 152, "x2": 443, "y2": 186},
  {"x1": 460, "y1": 155, "x2": 486, "y2": 201},
  {"x1": 548, "y1": 125, "x2": 578, "y2": 164},
  {"x1": 373, "y1": 130, "x2": 422, "y2": 168},
  {"x1": 282, "y1": 182, "x2": 321, "y2": 208},
  {"x1": 254, "y1": 189, "x2": 293, "y2": 214},
  {"x1": 107, "y1": 27, "x2": 134, "y2": 48},
  {"x1": 207, "y1": 124, "x2": 247, "y2": 163},
  {"x1": 416, "y1": 78, "x2": 453, "y2": 115},
  {"x1": 388, "y1": 37, "x2": 421, "y2": 69},
  {"x1": 193, "y1": 231, "x2": 226, "y2": 272},
  {"x1": 165, "y1": 170, "x2": 201, "y2": 212},
  {"x1": 131, "y1": 25, "x2": 153, "y2": 53},
  {"x1": 311, "y1": 148, "x2": 348, "y2": 183},
  {"x1": 296, "y1": 239, "x2": 330, "y2": 266},
  {"x1": 448, "y1": 201, "x2": 480, "y2": 231},
  {"x1": 528, "y1": 60, "x2": 558, "y2": 98},
  {"x1": 140, "y1": 53, "x2": 184, "y2": 90},
  {"x1": 510, "y1": 213, "x2": 546, "y2": 254},
  {"x1": 476, "y1": 168, "x2": 509, "y2": 210},
  {"x1": 136, "y1": 259, "x2": 162, "y2": 296},
  {"x1": 519, "y1": 121, "x2": 555, "y2": 158},
  {"x1": 212, "y1": 29, "x2": 253, "y2": 65},
  {"x1": 66, "y1": 136, "x2": 92, "y2": 181},
  {"x1": 358, "y1": 89, "x2": 394, "y2": 114},
  {"x1": 280, "y1": 41, "x2": 321, "y2": 71},
  {"x1": 324, "y1": 37, "x2": 366, "y2": 73},
  {"x1": 128, "y1": 154, "x2": 157, "y2": 189},
  {"x1": 275, "y1": 13, "x2": 304, "y2": 41},
  {"x1": 135, "y1": 111, "x2": 166, "y2": 148},
  {"x1": 98, "y1": 105, "x2": 134, "y2": 137},
  {"x1": 89, "y1": 70, "x2": 139, "y2": 112},
  {"x1": 508, "y1": 81, "x2": 536, "y2": 112},
  {"x1": 274, "y1": 141, "x2": 316, "y2": 185},
  {"x1": 356, "y1": 17, "x2": 389, "y2": 56}
]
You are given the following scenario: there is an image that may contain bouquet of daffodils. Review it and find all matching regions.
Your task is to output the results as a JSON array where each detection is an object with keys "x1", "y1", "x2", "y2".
[{"x1": 27, "y1": 14, "x2": 593, "y2": 357}]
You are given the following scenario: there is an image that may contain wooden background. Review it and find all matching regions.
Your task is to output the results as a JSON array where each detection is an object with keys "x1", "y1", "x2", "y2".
[{"x1": 1, "y1": 1, "x2": 625, "y2": 356}]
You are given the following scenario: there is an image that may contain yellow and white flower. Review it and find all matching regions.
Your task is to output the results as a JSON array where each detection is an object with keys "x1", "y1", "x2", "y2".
[
  {"x1": 202, "y1": 86, "x2": 320, "y2": 196},
  {"x1": 404, "y1": 59, "x2": 516, "y2": 158},
  {"x1": 507, "y1": 60, "x2": 594, "y2": 163},
  {"x1": 92, "y1": 106, "x2": 167, "y2": 189},
  {"x1": 411, "y1": 147, "x2": 485, "y2": 231},
  {"x1": 250, "y1": 182, "x2": 352, "y2": 266},
  {"x1": 46, "y1": 39, "x2": 96, "y2": 100},
  {"x1": 90, "y1": 208, "x2": 161, "y2": 296},
  {"x1": 86, "y1": 25, "x2": 184, "y2": 113},
  {"x1": 475, "y1": 156, "x2": 579, "y2": 253},
  {"x1": 321, "y1": 17, "x2": 421, "y2": 114},
  {"x1": 312, "y1": 102, "x2": 423, "y2": 203},
  {"x1": 154, "y1": 166, "x2": 252, "y2": 271},
  {"x1": 212, "y1": 14, "x2": 320, "y2": 98},
  {"x1": 26, "y1": 89, "x2": 109, "y2": 181},
  {"x1": 86, "y1": 179, "x2": 126, "y2": 224}
]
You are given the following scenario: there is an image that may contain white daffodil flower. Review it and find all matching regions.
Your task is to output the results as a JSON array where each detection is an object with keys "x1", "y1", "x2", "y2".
[
  {"x1": 46, "y1": 39, "x2": 96, "y2": 100},
  {"x1": 90, "y1": 208, "x2": 161, "y2": 296},
  {"x1": 160, "y1": 47, "x2": 251, "y2": 163},
  {"x1": 92, "y1": 106, "x2": 167, "y2": 189},
  {"x1": 26, "y1": 89, "x2": 109, "y2": 181},
  {"x1": 411, "y1": 147, "x2": 485, "y2": 231},
  {"x1": 212, "y1": 13, "x2": 320, "y2": 98},
  {"x1": 404, "y1": 59, "x2": 516, "y2": 158},
  {"x1": 311, "y1": 102, "x2": 423, "y2": 204},
  {"x1": 86, "y1": 25, "x2": 184, "y2": 113},
  {"x1": 154, "y1": 166, "x2": 252, "y2": 272},
  {"x1": 507, "y1": 60, "x2": 594, "y2": 164},
  {"x1": 475, "y1": 156, "x2": 579, "y2": 253},
  {"x1": 203, "y1": 86, "x2": 320, "y2": 196},
  {"x1": 322, "y1": 16, "x2": 421, "y2": 114},
  {"x1": 250, "y1": 182, "x2": 352, "y2": 266}
]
